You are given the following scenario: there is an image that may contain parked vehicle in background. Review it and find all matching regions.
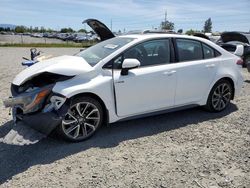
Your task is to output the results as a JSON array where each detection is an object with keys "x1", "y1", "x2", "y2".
[
  {"x1": 193, "y1": 32, "x2": 250, "y2": 69},
  {"x1": 73, "y1": 33, "x2": 88, "y2": 42},
  {"x1": 31, "y1": 33, "x2": 43, "y2": 38},
  {"x1": 216, "y1": 32, "x2": 250, "y2": 68}
]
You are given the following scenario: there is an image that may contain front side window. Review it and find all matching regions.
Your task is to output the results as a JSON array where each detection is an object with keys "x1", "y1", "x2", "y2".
[
  {"x1": 76, "y1": 37, "x2": 135, "y2": 66},
  {"x1": 176, "y1": 39, "x2": 203, "y2": 62},
  {"x1": 123, "y1": 39, "x2": 171, "y2": 67}
]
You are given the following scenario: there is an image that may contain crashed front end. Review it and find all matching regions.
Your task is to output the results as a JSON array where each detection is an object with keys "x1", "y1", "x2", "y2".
[{"x1": 3, "y1": 74, "x2": 71, "y2": 135}]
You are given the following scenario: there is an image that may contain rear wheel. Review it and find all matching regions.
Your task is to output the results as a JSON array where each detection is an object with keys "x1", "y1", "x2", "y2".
[
  {"x1": 245, "y1": 56, "x2": 250, "y2": 69},
  {"x1": 58, "y1": 97, "x2": 103, "y2": 142},
  {"x1": 205, "y1": 80, "x2": 233, "y2": 112}
]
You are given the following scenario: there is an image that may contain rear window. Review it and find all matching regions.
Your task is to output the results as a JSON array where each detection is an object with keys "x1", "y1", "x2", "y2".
[
  {"x1": 202, "y1": 43, "x2": 215, "y2": 59},
  {"x1": 176, "y1": 39, "x2": 203, "y2": 62}
]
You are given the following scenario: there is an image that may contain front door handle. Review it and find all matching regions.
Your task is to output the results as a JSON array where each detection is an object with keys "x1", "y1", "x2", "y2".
[{"x1": 163, "y1": 70, "x2": 176, "y2": 76}]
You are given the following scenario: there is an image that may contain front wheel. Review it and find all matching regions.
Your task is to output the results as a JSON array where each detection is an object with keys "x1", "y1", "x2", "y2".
[
  {"x1": 205, "y1": 80, "x2": 233, "y2": 112},
  {"x1": 57, "y1": 97, "x2": 103, "y2": 142}
]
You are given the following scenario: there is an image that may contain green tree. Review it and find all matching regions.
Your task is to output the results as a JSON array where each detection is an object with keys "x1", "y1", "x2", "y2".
[
  {"x1": 185, "y1": 29, "x2": 195, "y2": 35},
  {"x1": 60, "y1": 27, "x2": 74, "y2": 33},
  {"x1": 40, "y1": 26, "x2": 46, "y2": 33},
  {"x1": 203, "y1": 18, "x2": 212, "y2": 33},
  {"x1": 185, "y1": 29, "x2": 201, "y2": 35},
  {"x1": 160, "y1": 20, "x2": 174, "y2": 30},
  {"x1": 78, "y1": 29, "x2": 87, "y2": 33},
  {"x1": 33, "y1": 27, "x2": 39, "y2": 32},
  {"x1": 177, "y1": 29, "x2": 183, "y2": 34},
  {"x1": 47, "y1": 28, "x2": 54, "y2": 33},
  {"x1": 14, "y1": 26, "x2": 26, "y2": 33}
]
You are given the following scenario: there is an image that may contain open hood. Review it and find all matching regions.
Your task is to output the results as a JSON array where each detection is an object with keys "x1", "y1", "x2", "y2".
[
  {"x1": 83, "y1": 19, "x2": 115, "y2": 41},
  {"x1": 13, "y1": 55, "x2": 94, "y2": 86},
  {"x1": 220, "y1": 32, "x2": 249, "y2": 44}
]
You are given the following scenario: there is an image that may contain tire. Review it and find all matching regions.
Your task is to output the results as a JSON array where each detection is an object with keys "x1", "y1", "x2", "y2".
[
  {"x1": 245, "y1": 56, "x2": 250, "y2": 70},
  {"x1": 205, "y1": 80, "x2": 233, "y2": 112},
  {"x1": 57, "y1": 96, "x2": 103, "y2": 142}
]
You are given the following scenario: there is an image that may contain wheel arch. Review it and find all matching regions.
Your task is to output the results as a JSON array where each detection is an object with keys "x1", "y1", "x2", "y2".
[
  {"x1": 69, "y1": 92, "x2": 109, "y2": 126},
  {"x1": 209, "y1": 77, "x2": 235, "y2": 100}
]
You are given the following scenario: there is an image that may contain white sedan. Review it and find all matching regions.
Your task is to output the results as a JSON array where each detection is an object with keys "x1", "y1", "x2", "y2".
[{"x1": 4, "y1": 20, "x2": 244, "y2": 142}]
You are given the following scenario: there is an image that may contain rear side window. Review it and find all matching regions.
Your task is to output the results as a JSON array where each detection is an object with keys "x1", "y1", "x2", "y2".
[
  {"x1": 202, "y1": 43, "x2": 215, "y2": 59},
  {"x1": 176, "y1": 39, "x2": 203, "y2": 62}
]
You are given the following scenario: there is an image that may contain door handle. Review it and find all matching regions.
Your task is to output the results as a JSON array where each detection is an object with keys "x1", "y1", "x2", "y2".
[
  {"x1": 163, "y1": 70, "x2": 176, "y2": 76},
  {"x1": 115, "y1": 80, "x2": 125, "y2": 84},
  {"x1": 206, "y1": 64, "x2": 215, "y2": 68}
]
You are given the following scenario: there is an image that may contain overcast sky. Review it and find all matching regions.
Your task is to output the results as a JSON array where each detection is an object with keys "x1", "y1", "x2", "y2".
[{"x1": 0, "y1": 0, "x2": 249, "y2": 32}]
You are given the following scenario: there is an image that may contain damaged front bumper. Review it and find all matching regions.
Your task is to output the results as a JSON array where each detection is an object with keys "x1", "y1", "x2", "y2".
[{"x1": 3, "y1": 85, "x2": 68, "y2": 135}]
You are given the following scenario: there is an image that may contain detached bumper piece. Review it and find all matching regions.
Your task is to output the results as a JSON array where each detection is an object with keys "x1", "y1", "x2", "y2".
[
  {"x1": 0, "y1": 111, "x2": 62, "y2": 145},
  {"x1": 0, "y1": 122, "x2": 46, "y2": 145}
]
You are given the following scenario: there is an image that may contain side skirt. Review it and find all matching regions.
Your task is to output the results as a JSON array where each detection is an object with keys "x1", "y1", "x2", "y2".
[{"x1": 115, "y1": 104, "x2": 199, "y2": 123}]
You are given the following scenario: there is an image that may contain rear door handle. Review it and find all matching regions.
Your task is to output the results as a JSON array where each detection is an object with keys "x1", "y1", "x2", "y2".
[
  {"x1": 115, "y1": 80, "x2": 124, "y2": 84},
  {"x1": 206, "y1": 64, "x2": 215, "y2": 68},
  {"x1": 163, "y1": 70, "x2": 176, "y2": 76}
]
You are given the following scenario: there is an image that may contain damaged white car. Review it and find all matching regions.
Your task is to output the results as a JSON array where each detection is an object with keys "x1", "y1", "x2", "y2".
[{"x1": 3, "y1": 19, "x2": 244, "y2": 142}]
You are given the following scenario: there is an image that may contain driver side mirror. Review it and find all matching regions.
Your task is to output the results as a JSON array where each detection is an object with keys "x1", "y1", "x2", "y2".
[{"x1": 121, "y1": 58, "x2": 140, "y2": 75}]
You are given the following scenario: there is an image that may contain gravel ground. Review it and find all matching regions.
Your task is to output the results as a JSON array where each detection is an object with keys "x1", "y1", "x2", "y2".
[{"x1": 0, "y1": 47, "x2": 249, "y2": 188}]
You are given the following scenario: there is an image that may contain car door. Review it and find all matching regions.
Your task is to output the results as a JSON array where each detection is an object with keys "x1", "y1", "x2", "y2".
[
  {"x1": 113, "y1": 39, "x2": 177, "y2": 117},
  {"x1": 174, "y1": 38, "x2": 218, "y2": 106}
]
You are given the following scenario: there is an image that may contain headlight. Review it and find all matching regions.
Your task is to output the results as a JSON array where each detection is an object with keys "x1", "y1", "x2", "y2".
[
  {"x1": 24, "y1": 88, "x2": 51, "y2": 113},
  {"x1": 3, "y1": 85, "x2": 52, "y2": 114}
]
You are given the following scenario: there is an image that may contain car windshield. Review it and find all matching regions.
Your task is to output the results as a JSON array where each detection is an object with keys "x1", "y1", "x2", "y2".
[{"x1": 76, "y1": 37, "x2": 135, "y2": 66}]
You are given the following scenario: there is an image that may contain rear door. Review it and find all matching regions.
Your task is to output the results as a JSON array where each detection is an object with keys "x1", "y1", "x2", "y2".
[{"x1": 174, "y1": 38, "x2": 218, "y2": 105}]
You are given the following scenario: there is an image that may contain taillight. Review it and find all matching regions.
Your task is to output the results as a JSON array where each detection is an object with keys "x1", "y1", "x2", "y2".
[{"x1": 236, "y1": 59, "x2": 243, "y2": 66}]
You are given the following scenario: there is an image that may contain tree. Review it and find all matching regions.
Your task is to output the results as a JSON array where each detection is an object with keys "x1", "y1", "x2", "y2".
[
  {"x1": 177, "y1": 29, "x2": 183, "y2": 34},
  {"x1": 185, "y1": 29, "x2": 201, "y2": 35},
  {"x1": 40, "y1": 26, "x2": 46, "y2": 33},
  {"x1": 203, "y1": 18, "x2": 212, "y2": 33},
  {"x1": 160, "y1": 20, "x2": 174, "y2": 30},
  {"x1": 78, "y1": 29, "x2": 87, "y2": 33},
  {"x1": 14, "y1": 26, "x2": 26, "y2": 33},
  {"x1": 60, "y1": 27, "x2": 74, "y2": 33},
  {"x1": 33, "y1": 27, "x2": 39, "y2": 32}
]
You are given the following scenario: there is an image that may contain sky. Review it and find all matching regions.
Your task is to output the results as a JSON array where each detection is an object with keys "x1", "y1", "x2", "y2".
[{"x1": 0, "y1": 0, "x2": 249, "y2": 32}]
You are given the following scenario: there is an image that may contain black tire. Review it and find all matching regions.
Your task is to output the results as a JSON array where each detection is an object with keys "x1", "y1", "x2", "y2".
[
  {"x1": 57, "y1": 96, "x2": 103, "y2": 142},
  {"x1": 205, "y1": 80, "x2": 233, "y2": 112},
  {"x1": 245, "y1": 56, "x2": 250, "y2": 70}
]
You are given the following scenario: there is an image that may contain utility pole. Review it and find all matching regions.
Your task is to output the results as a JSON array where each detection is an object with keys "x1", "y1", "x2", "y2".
[
  {"x1": 110, "y1": 19, "x2": 113, "y2": 32},
  {"x1": 164, "y1": 10, "x2": 167, "y2": 29}
]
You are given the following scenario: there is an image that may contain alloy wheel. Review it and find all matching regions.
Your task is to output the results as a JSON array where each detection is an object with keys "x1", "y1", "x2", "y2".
[
  {"x1": 62, "y1": 102, "x2": 100, "y2": 140},
  {"x1": 211, "y1": 83, "x2": 231, "y2": 111}
]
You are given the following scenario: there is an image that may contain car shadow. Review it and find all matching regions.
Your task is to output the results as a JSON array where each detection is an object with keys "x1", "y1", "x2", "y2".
[
  {"x1": 244, "y1": 80, "x2": 250, "y2": 83},
  {"x1": 0, "y1": 104, "x2": 238, "y2": 184}
]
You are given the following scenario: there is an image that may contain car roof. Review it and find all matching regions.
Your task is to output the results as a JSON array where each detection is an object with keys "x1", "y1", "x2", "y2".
[{"x1": 118, "y1": 33, "x2": 213, "y2": 43}]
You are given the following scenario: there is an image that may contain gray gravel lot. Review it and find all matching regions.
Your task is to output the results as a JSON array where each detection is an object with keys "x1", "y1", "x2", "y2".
[{"x1": 0, "y1": 47, "x2": 249, "y2": 188}]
